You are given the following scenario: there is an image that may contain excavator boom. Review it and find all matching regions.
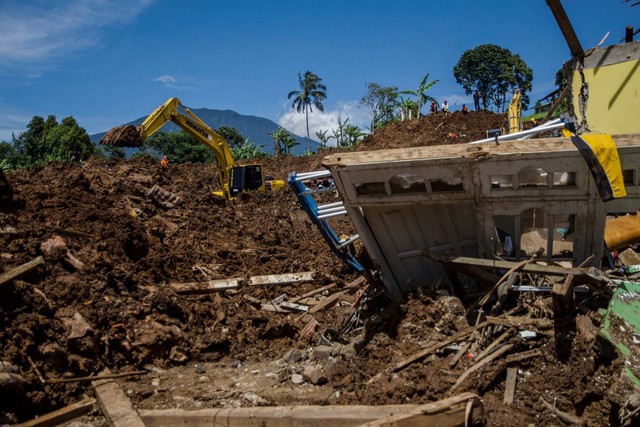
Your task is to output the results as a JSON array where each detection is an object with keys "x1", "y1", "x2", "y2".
[{"x1": 100, "y1": 98, "x2": 284, "y2": 200}]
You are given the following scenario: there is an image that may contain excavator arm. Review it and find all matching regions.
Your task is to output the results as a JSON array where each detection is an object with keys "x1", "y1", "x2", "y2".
[{"x1": 100, "y1": 97, "x2": 284, "y2": 200}]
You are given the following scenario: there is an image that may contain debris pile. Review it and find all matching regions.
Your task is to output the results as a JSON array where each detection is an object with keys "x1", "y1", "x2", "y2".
[{"x1": 1, "y1": 111, "x2": 639, "y2": 426}]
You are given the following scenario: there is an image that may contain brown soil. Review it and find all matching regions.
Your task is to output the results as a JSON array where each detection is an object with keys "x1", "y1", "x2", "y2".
[{"x1": 0, "y1": 111, "x2": 631, "y2": 426}]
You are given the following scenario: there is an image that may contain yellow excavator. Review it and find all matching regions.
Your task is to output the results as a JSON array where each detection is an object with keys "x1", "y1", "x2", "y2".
[{"x1": 100, "y1": 98, "x2": 284, "y2": 200}]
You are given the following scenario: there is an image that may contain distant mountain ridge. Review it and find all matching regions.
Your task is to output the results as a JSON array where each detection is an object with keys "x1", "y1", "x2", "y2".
[{"x1": 90, "y1": 107, "x2": 320, "y2": 156}]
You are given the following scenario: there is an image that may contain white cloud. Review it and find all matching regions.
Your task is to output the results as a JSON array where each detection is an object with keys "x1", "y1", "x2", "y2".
[
  {"x1": 151, "y1": 75, "x2": 216, "y2": 91},
  {"x1": 153, "y1": 75, "x2": 179, "y2": 89},
  {"x1": 0, "y1": 0, "x2": 153, "y2": 67},
  {"x1": 278, "y1": 100, "x2": 371, "y2": 146},
  {"x1": 0, "y1": 105, "x2": 31, "y2": 142}
]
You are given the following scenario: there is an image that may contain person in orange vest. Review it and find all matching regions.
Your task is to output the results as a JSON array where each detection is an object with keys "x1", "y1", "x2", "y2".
[
  {"x1": 161, "y1": 155, "x2": 168, "y2": 167},
  {"x1": 461, "y1": 104, "x2": 469, "y2": 114}
]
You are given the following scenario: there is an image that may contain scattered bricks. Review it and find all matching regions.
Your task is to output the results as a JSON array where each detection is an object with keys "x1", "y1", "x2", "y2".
[
  {"x1": 282, "y1": 349, "x2": 303, "y2": 363},
  {"x1": 303, "y1": 366, "x2": 327, "y2": 385}
]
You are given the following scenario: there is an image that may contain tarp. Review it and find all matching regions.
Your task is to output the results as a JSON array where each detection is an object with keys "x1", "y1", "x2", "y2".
[{"x1": 571, "y1": 133, "x2": 626, "y2": 201}]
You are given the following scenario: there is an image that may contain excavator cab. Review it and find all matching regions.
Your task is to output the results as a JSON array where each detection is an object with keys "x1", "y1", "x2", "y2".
[{"x1": 229, "y1": 165, "x2": 265, "y2": 197}]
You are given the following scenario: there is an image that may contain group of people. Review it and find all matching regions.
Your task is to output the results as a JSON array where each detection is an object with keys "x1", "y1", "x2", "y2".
[{"x1": 428, "y1": 91, "x2": 482, "y2": 115}]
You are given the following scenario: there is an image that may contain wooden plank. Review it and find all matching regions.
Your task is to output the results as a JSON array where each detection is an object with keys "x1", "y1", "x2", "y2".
[
  {"x1": 18, "y1": 398, "x2": 96, "y2": 427},
  {"x1": 289, "y1": 282, "x2": 337, "y2": 303},
  {"x1": 358, "y1": 393, "x2": 482, "y2": 427},
  {"x1": 552, "y1": 274, "x2": 575, "y2": 314},
  {"x1": 279, "y1": 301, "x2": 310, "y2": 312},
  {"x1": 449, "y1": 343, "x2": 514, "y2": 393},
  {"x1": 545, "y1": 0, "x2": 585, "y2": 58},
  {"x1": 248, "y1": 271, "x2": 315, "y2": 286},
  {"x1": 170, "y1": 279, "x2": 239, "y2": 295},
  {"x1": 138, "y1": 398, "x2": 480, "y2": 427},
  {"x1": 393, "y1": 321, "x2": 489, "y2": 372},
  {"x1": 308, "y1": 291, "x2": 346, "y2": 314},
  {"x1": 503, "y1": 367, "x2": 518, "y2": 405},
  {"x1": 448, "y1": 341, "x2": 471, "y2": 368},
  {"x1": 475, "y1": 329, "x2": 514, "y2": 362},
  {"x1": 0, "y1": 256, "x2": 45, "y2": 287},
  {"x1": 92, "y1": 370, "x2": 145, "y2": 427}
]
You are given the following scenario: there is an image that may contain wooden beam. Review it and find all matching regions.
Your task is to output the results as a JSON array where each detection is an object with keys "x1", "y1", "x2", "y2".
[
  {"x1": 248, "y1": 271, "x2": 315, "y2": 286},
  {"x1": 393, "y1": 321, "x2": 489, "y2": 372},
  {"x1": 503, "y1": 367, "x2": 518, "y2": 405},
  {"x1": 449, "y1": 344, "x2": 514, "y2": 393},
  {"x1": 552, "y1": 274, "x2": 575, "y2": 315},
  {"x1": 92, "y1": 370, "x2": 145, "y2": 427},
  {"x1": 170, "y1": 279, "x2": 239, "y2": 295},
  {"x1": 546, "y1": 0, "x2": 585, "y2": 58},
  {"x1": 308, "y1": 291, "x2": 346, "y2": 314},
  {"x1": 138, "y1": 398, "x2": 482, "y2": 427},
  {"x1": 17, "y1": 398, "x2": 96, "y2": 427},
  {"x1": 0, "y1": 256, "x2": 45, "y2": 288},
  {"x1": 357, "y1": 393, "x2": 483, "y2": 427},
  {"x1": 289, "y1": 282, "x2": 337, "y2": 303}
]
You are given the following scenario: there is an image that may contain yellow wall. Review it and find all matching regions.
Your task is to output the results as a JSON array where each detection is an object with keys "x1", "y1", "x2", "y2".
[{"x1": 572, "y1": 58, "x2": 640, "y2": 134}]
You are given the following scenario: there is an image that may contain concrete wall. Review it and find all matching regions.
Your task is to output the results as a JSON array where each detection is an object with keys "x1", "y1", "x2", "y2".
[{"x1": 570, "y1": 41, "x2": 640, "y2": 134}]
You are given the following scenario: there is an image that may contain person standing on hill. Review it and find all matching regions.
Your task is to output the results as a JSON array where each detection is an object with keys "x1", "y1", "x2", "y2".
[
  {"x1": 161, "y1": 155, "x2": 168, "y2": 168},
  {"x1": 430, "y1": 100, "x2": 438, "y2": 114},
  {"x1": 441, "y1": 99, "x2": 449, "y2": 113},
  {"x1": 461, "y1": 104, "x2": 469, "y2": 114},
  {"x1": 473, "y1": 91, "x2": 481, "y2": 110}
]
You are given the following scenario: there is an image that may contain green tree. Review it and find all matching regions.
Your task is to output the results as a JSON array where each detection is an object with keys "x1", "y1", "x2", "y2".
[
  {"x1": 145, "y1": 131, "x2": 215, "y2": 164},
  {"x1": 360, "y1": 82, "x2": 399, "y2": 132},
  {"x1": 400, "y1": 73, "x2": 439, "y2": 118},
  {"x1": 315, "y1": 130, "x2": 334, "y2": 148},
  {"x1": 453, "y1": 44, "x2": 533, "y2": 111},
  {"x1": 217, "y1": 126, "x2": 245, "y2": 149},
  {"x1": 231, "y1": 139, "x2": 269, "y2": 160},
  {"x1": 269, "y1": 127, "x2": 298, "y2": 156},
  {"x1": 11, "y1": 115, "x2": 95, "y2": 166},
  {"x1": 332, "y1": 117, "x2": 364, "y2": 148},
  {"x1": 288, "y1": 70, "x2": 327, "y2": 152}
]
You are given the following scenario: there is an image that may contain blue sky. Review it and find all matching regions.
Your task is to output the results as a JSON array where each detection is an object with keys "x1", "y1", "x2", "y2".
[{"x1": 0, "y1": 0, "x2": 636, "y2": 143}]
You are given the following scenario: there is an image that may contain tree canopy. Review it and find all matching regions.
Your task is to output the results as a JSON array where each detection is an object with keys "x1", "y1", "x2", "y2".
[
  {"x1": 288, "y1": 70, "x2": 327, "y2": 152},
  {"x1": 4, "y1": 115, "x2": 96, "y2": 168},
  {"x1": 144, "y1": 131, "x2": 215, "y2": 164},
  {"x1": 360, "y1": 82, "x2": 399, "y2": 132},
  {"x1": 453, "y1": 44, "x2": 533, "y2": 111},
  {"x1": 216, "y1": 126, "x2": 245, "y2": 149}
]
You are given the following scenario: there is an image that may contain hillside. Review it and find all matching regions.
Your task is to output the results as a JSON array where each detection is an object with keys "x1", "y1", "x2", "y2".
[
  {"x1": 90, "y1": 107, "x2": 321, "y2": 156},
  {"x1": 0, "y1": 110, "x2": 629, "y2": 426}
]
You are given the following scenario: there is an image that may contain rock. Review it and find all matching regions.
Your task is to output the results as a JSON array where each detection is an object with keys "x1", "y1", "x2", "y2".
[
  {"x1": 282, "y1": 348, "x2": 303, "y2": 363},
  {"x1": 194, "y1": 364, "x2": 206, "y2": 374},
  {"x1": 243, "y1": 391, "x2": 268, "y2": 405},
  {"x1": 0, "y1": 361, "x2": 18, "y2": 374},
  {"x1": 338, "y1": 343, "x2": 357, "y2": 358},
  {"x1": 291, "y1": 373, "x2": 305, "y2": 384},
  {"x1": 169, "y1": 347, "x2": 188, "y2": 363},
  {"x1": 0, "y1": 372, "x2": 25, "y2": 394},
  {"x1": 312, "y1": 345, "x2": 333, "y2": 360},
  {"x1": 303, "y1": 366, "x2": 327, "y2": 385}
]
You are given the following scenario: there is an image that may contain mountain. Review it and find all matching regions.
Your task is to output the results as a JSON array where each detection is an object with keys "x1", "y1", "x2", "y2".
[{"x1": 90, "y1": 107, "x2": 321, "y2": 156}]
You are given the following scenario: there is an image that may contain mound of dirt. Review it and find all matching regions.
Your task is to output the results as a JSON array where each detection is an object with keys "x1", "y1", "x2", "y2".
[
  {"x1": 0, "y1": 111, "x2": 628, "y2": 426},
  {"x1": 99, "y1": 125, "x2": 144, "y2": 147}
]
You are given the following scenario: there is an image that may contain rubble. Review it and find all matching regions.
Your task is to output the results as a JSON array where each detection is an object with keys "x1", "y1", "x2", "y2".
[{"x1": 1, "y1": 111, "x2": 639, "y2": 426}]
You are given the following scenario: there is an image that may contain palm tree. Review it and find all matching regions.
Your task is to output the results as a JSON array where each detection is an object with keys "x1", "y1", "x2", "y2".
[
  {"x1": 288, "y1": 71, "x2": 327, "y2": 152},
  {"x1": 400, "y1": 73, "x2": 439, "y2": 118}
]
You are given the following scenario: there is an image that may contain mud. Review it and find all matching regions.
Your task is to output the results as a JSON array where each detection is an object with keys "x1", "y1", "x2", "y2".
[{"x1": 0, "y1": 111, "x2": 631, "y2": 425}]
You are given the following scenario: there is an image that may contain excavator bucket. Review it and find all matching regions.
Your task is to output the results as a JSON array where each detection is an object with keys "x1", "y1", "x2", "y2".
[{"x1": 99, "y1": 125, "x2": 145, "y2": 147}]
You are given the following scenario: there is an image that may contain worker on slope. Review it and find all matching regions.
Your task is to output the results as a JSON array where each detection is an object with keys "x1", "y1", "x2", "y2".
[
  {"x1": 430, "y1": 100, "x2": 438, "y2": 114},
  {"x1": 161, "y1": 155, "x2": 169, "y2": 168},
  {"x1": 441, "y1": 99, "x2": 449, "y2": 113},
  {"x1": 473, "y1": 91, "x2": 481, "y2": 110},
  {"x1": 461, "y1": 104, "x2": 469, "y2": 114}
]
